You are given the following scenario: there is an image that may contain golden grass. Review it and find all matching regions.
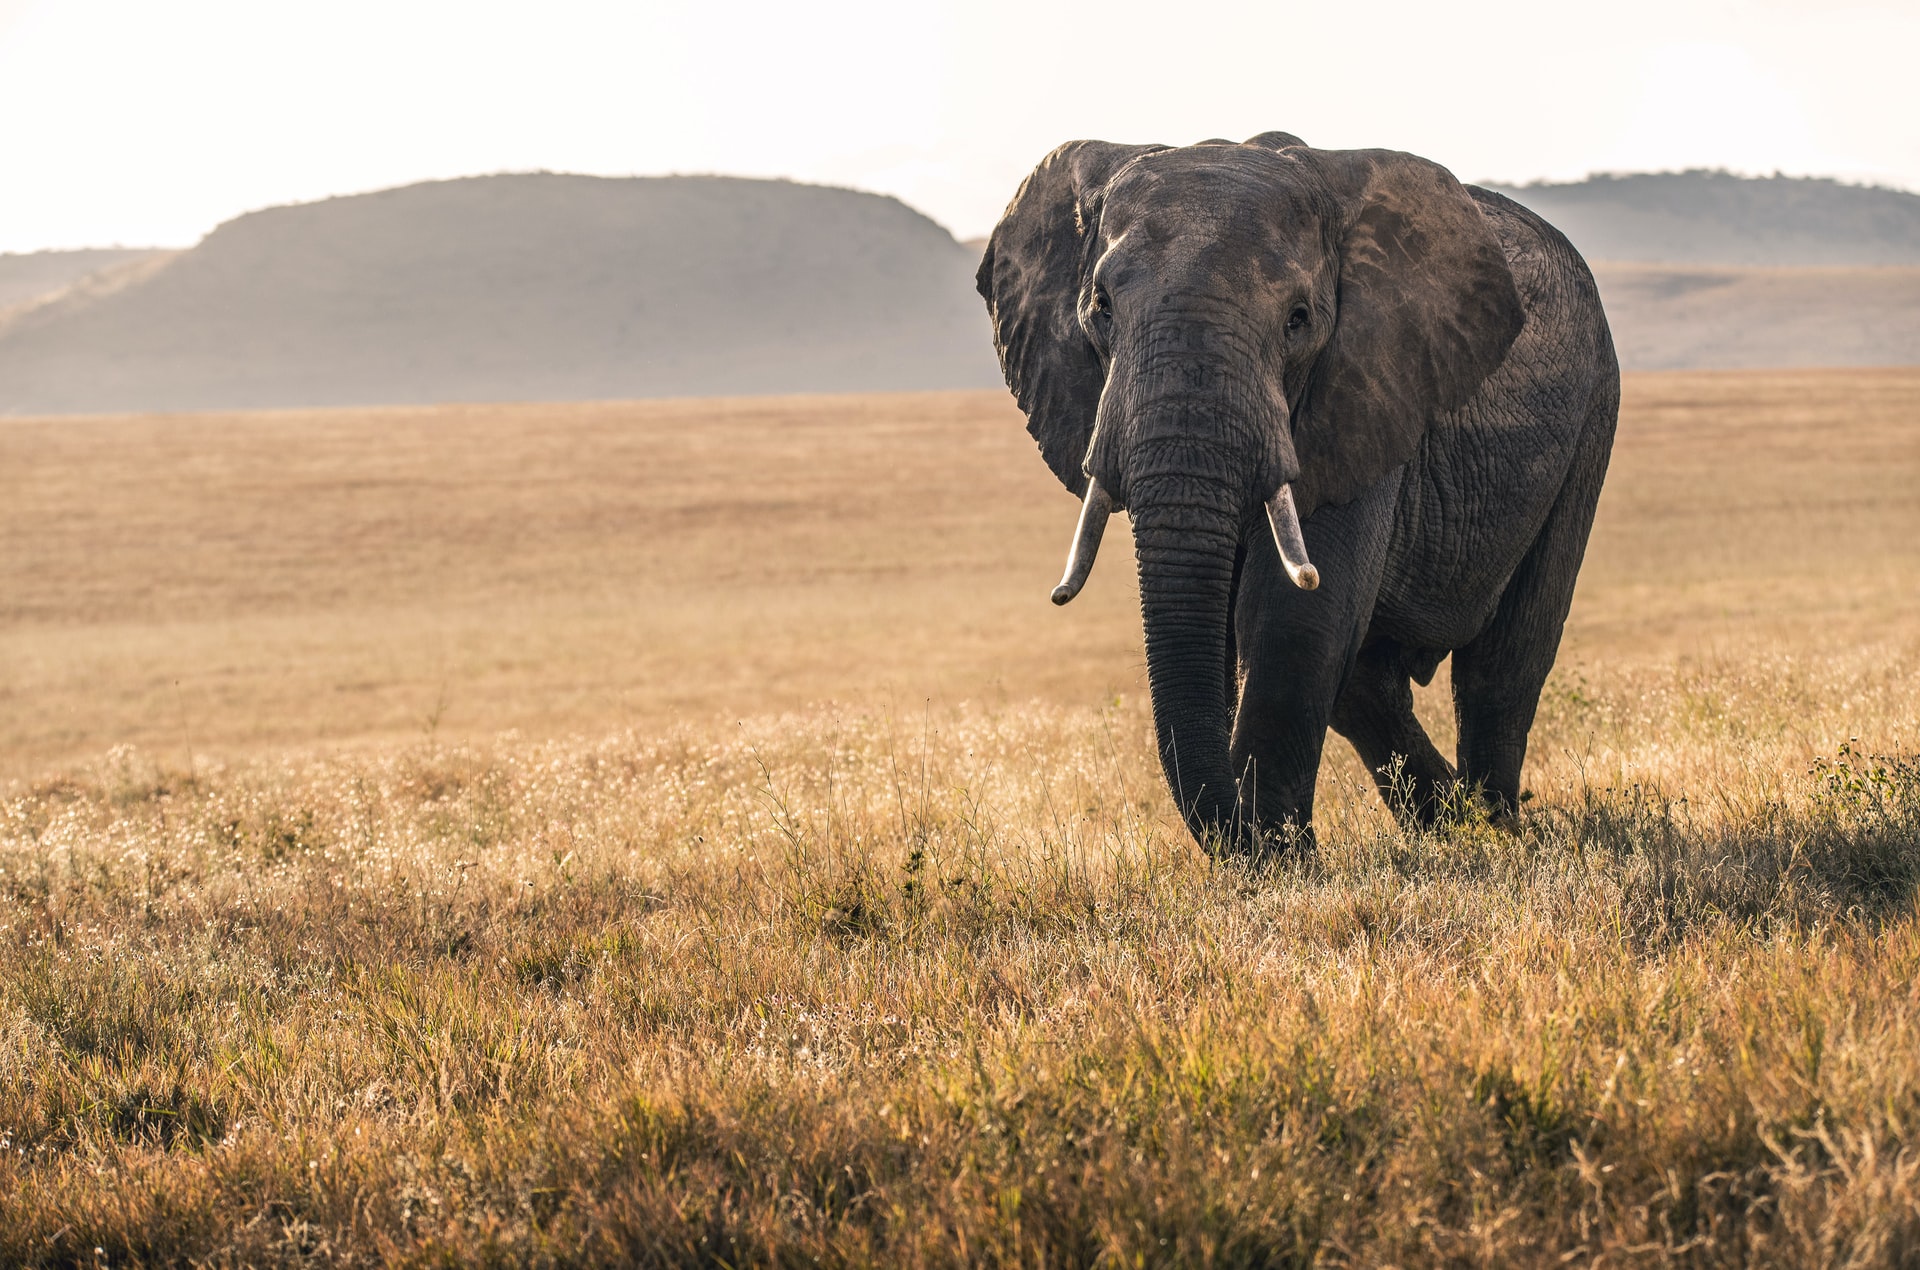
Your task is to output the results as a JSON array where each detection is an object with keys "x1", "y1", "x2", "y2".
[
  {"x1": 1571, "y1": 368, "x2": 1920, "y2": 657},
  {"x1": 0, "y1": 391, "x2": 1144, "y2": 780},
  {"x1": 2, "y1": 369, "x2": 1919, "y2": 1264},
  {"x1": 5, "y1": 370, "x2": 1912, "y2": 784}
]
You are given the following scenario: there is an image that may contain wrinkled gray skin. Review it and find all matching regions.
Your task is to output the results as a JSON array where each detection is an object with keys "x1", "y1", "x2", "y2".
[{"x1": 977, "y1": 133, "x2": 1619, "y2": 853}]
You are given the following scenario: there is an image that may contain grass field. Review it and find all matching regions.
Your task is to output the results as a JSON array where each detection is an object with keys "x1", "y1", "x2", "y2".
[{"x1": 2, "y1": 370, "x2": 1918, "y2": 1264}]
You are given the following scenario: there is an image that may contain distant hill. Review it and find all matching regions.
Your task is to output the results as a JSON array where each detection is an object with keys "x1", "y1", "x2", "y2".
[
  {"x1": 0, "y1": 248, "x2": 173, "y2": 313},
  {"x1": 1485, "y1": 171, "x2": 1920, "y2": 367},
  {"x1": 4, "y1": 169, "x2": 1916, "y2": 416},
  {"x1": 1486, "y1": 170, "x2": 1920, "y2": 267},
  {"x1": 0, "y1": 174, "x2": 1000, "y2": 415}
]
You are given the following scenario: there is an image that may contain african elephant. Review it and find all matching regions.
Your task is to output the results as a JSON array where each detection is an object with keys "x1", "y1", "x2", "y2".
[{"x1": 976, "y1": 133, "x2": 1618, "y2": 853}]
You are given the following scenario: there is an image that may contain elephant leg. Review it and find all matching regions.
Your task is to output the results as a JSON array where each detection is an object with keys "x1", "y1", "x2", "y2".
[
  {"x1": 1452, "y1": 399, "x2": 1616, "y2": 814},
  {"x1": 1329, "y1": 639, "x2": 1456, "y2": 826},
  {"x1": 1230, "y1": 478, "x2": 1397, "y2": 846}
]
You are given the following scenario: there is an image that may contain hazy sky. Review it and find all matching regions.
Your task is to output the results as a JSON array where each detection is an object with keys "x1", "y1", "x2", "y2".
[{"x1": 2, "y1": 0, "x2": 1915, "y2": 253}]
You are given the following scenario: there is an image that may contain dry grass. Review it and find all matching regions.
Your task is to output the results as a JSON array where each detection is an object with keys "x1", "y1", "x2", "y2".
[
  {"x1": 2, "y1": 369, "x2": 1919, "y2": 1264},
  {"x1": 0, "y1": 391, "x2": 1142, "y2": 780},
  {"x1": 4, "y1": 372, "x2": 1916, "y2": 779},
  {"x1": 1571, "y1": 368, "x2": 1920, "y2": 657}
]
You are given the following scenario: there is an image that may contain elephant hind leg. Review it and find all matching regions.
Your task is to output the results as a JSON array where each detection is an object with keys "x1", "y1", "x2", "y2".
[
  {"x1": 1330, "y1": 638, "x2": 1457, "y2": 826},
  {"x1": 1453, "y1": 391, "x2": 1617, "y2": 814}
]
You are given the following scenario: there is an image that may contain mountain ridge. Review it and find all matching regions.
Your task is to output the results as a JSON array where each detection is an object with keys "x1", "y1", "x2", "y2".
[
  {"x1": 1483, "y1": 169, "x2": 1920, "y2": 266},
  {"x1": 0, "y1": 173, "x2": 1000, "y2": 415},
  {"x1": 1, "y1": 167, "x2": 1916, "y2": 416}
]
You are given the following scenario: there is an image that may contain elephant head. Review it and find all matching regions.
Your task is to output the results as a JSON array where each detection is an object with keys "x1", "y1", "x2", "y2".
[{"x1": 977, "y1": 134, "x2": 1524, "y2": 850}]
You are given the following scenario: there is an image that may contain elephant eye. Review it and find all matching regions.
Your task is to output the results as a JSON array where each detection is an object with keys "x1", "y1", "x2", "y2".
[
  {"x1": 1286, "y1": 305, "x2": 1311, "y2": 333},
  {"x1": 1085, "y1": 286, "x2": 1114, "y2": 350}
]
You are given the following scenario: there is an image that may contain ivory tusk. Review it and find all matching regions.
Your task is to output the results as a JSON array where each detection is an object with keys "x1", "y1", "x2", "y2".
[
  {"x1": 1264, "y1": 484, "x2": 1320, "y2": 591},
  {"x1": 1051, "y1": 479, "x2": 1115, "y2": 605}
]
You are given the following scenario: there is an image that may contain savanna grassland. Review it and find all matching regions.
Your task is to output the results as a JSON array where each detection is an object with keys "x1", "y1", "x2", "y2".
[{"x1": 1, "y1": 370, "x2": 1918, "y2": 1265}]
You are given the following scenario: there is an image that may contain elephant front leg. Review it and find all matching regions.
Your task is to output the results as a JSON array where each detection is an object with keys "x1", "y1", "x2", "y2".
[{"x1": 1228, "y1": 481, "x2": 1396, "y2": 850}]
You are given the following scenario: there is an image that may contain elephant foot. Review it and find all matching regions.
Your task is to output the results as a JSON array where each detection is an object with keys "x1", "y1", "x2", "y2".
[{"x1": 1250, "y1": 817, "x2": 1317, "y2": 865}]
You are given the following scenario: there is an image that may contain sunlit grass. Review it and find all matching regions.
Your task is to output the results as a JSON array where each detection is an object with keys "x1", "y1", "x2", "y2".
[
  {"x1": 3, "y1": 641, "x2": 1917, "y2": 1264},
  {"x1": 3, "y1": 370, "x2": 1916, "y2": 1261}
]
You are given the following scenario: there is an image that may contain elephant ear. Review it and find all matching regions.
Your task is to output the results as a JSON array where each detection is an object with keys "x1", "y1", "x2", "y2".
[
  {"x1": 977, "y1": 140, "x2": 1163, "y2": 496},
  {"x1": 1284, "y1": 148, "x2": 1523, "y2": 516}
]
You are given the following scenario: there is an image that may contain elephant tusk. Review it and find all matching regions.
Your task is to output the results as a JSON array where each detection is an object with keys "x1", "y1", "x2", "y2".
[
  {"x1": 1265, "y1": 484, "x2": 1320, "y2": 591},
  {"x1": 1051, "y1": 479, "x2": 1115, "y2": 605}
]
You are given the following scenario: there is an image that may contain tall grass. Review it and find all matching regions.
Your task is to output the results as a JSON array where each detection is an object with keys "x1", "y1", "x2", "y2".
[{"x1": 3, "y1": 647, "x2": 1917, "y2": 1265}]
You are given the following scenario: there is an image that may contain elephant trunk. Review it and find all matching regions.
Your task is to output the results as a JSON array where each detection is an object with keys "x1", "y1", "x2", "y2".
[{"x1": 1130, "y1": 475, "x2": 1247, "y2": 853}]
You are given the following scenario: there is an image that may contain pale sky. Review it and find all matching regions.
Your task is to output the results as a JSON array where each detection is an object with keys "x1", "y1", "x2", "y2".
[{"x1": 2, "y1": 0, "x2": 1915, "y2": 253}]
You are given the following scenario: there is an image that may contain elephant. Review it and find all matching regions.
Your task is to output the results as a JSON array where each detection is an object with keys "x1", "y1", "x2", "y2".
[{"x1": 976, "y1": 132, "x2": 1619, "y2": 854}]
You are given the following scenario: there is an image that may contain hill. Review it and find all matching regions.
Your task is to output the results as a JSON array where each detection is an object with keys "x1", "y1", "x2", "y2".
[
  {"x1": 1487, "y1": 169, "x2": 1920, "y2": 267},
  {"x1": 0, "y1": 175, "x2": 1000, "y2": 415},
  {"x1": 1484, "y1": 172, "x2": 1920, "y2": 370},
  {"x1": 0, "y1": 247, "x2": 172, "y2": 313},
  {"x1": 4, "y1": 170, "x2": 1917, "y2": 415}
]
